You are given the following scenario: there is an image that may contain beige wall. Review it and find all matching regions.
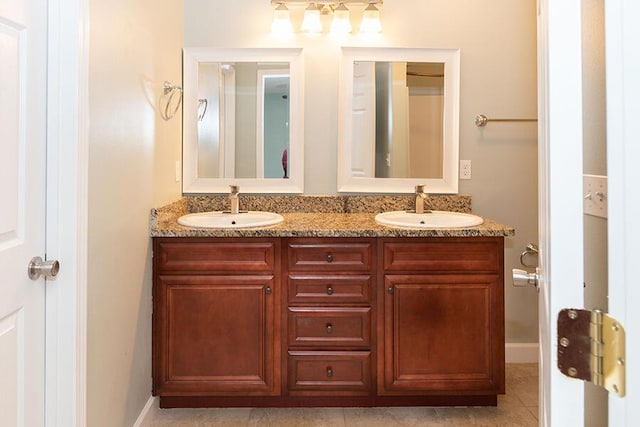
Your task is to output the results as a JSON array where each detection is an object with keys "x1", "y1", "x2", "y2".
[
  {"x1": 87, "y1": 0, "x2": 182, "y2": 425},
  {"x1": 185, "y1": 0, "x2": 539, "y2": 343}
]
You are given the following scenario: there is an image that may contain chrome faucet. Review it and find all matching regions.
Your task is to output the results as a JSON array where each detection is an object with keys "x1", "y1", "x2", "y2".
[
  {"x1": 414, "y1": 184, "x2": 428, "y2": 214},
  {"x1": 229, "y1": 185, "x2": 240, "y2": 214}
]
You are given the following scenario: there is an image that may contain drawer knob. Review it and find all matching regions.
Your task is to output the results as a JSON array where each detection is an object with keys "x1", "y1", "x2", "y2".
[
  {"x1": 326, "y1": 253, "x2": 333, "y2": 263},
  {"x1": 265, "y1": 287, "x2": 272, "y2": 295},
  {"x1": 326, "y1": 323, "x2": 333, "y2": 334},
  {"x1": 326, "y1": 287, "x2": 334, "y2": 295},
  {"x1": 326, "y1": 367, "x2": 333, "y2": 378}
]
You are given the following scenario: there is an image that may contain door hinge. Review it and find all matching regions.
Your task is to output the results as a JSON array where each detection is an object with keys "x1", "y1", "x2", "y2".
[{"x1": 557, "y1": 308, "x2": 626, "y2": 397}]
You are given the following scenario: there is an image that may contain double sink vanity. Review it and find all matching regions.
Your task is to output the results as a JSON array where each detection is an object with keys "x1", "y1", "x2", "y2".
[
  {"x1": 151, "y1": 44, "x2": 514, "y2": 408},
  {"x1": 150, "y1": 194, "x2": 514, "y2": 408}
]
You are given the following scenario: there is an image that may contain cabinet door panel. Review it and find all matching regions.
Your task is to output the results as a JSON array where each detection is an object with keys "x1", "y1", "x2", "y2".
[
  {"x1": 381, "y1": 274, "x2": 504, "y2": 394},
  {"x1": 154, "y1": 275, "x2": 279, "y2": 395}
]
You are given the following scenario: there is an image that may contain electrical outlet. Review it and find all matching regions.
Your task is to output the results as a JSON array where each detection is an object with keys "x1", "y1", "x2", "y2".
[{"x1": 460, "y1": 160, "x2": 472, "y2": 180}]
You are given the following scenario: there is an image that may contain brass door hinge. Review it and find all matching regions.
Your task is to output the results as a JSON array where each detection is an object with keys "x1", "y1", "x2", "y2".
[{"x1": 557, "y1": 309, "x2": 626, "y2": 397}]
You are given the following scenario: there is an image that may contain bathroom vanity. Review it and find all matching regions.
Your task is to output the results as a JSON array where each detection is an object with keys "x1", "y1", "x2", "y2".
[{"x1": 150, "y1": 197, "x2": 513, "y2": 408}]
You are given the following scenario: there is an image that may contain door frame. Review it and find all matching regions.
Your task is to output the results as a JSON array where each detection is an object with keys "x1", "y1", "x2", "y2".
[
  {"x1": 538, "y1": 0, "x2": 585, "y2": 425},
  {"x1": 45, "y1": 0, "x2": 89, "y2": 425}
]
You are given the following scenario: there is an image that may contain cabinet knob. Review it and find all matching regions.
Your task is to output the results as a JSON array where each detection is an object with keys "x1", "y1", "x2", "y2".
[
  {"x1": 387, "y1": 287, "x2": 394, "y2": 294},
  {"x1": 326, "y1": 367, "x2": 333, "y2": 378},
  {"x1": 326, "y1": 253, "x2": 333, "y2": 263},
  {"x1": 326, "y1": 323, "x2": 333, "y2": 334},
  {"x1": 265, "y1": 287, "x2": 272, "y2": 295},
  {"x1": 326, "y1": 287, "x2": 334, "y2": 295}
]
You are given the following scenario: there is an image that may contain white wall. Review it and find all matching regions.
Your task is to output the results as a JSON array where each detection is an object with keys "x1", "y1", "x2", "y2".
[
  {"x1": 185, "y1": 0, "x2": 539, "y2": 344},
  {"x1": 87, "y1": 0, "x2": 182, "y2": 425}
]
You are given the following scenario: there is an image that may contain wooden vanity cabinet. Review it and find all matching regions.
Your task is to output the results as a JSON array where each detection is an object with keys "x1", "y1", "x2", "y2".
[
  {"x1": 379, "y1": 237, "x2": 505, "y2": 404},
  {"x1": 152, "y1": 238, "x2": 281, "y2": 405},
  {"x1": 152, "y1": 235, "x2": 505, "y2": 407}
]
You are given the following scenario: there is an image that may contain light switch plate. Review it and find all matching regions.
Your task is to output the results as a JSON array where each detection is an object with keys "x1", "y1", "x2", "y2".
[{"x1": 583, "y1": 174, "x2": 607, "y2": 218}]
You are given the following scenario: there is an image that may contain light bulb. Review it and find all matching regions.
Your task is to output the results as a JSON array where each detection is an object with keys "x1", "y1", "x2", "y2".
[
  {"x1": 330, "y1": 3, "x2": 352, "y2": 34},
  {"x1": 359, "y1": 3, "x2": 382, "y2": 33},
  {"x1": 271, "y1": 3, "x2": 293, "y2": 34},
  {"x1": 301, "y1": 3, "x2": 322, "y2": 33}
]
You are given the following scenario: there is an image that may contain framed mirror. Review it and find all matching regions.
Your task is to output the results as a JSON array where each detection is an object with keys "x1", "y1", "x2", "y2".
[
  {"x1": 337, "y1": 47, "x2": 460, "y2": 193},
  {"x1": 182, "y1": 48, "x2": 304, "y2": 194}
]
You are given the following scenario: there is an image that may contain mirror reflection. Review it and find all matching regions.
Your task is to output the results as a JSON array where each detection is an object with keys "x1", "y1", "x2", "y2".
[
  {"x1": 196, "y1": 61, "x2": 290, "y2": 180},
  {"x1": 182, "y1": 48, "x2": 304, "y2": 194},
  {"x1": 353, "y1": 61, "x2": 445, "y2": 179},
  {"x1": 338, "y1": 47, "x2": 460, "y2": 194}
]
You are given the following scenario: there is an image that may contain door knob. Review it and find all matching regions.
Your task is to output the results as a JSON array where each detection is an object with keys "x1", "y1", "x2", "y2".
[
  {"x1": 28, "y1": 256, "x2": 60, "y2": 280},
  {"x1": 512, "y1": 268, "x2": 540, "y2": 290}
]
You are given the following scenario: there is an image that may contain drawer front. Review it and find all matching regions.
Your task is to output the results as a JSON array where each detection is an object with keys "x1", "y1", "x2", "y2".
[
  {"x1": 287, "y1": 241, "x2": 373, "y2": 272},
  {"x1": 288, "y1": 274, "x2": 372, "y2": 304},
  {"x1": 288, "y1": 351, "x2": 371, "y2": 392},
  {"x1": 288, "y1": 308, "x2": 371, "y2": 347},
  {"x1": 156, "y1": 240, "x2": 277, "y2": 273},
  {"x1": 383, "y1": 239, "x2": 501, "y2": 272}
]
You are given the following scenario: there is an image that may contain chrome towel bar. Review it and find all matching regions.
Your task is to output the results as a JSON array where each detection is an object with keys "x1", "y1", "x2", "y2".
[{"x1": 474, "y1": 114, "x2": 537, "y2": 127}]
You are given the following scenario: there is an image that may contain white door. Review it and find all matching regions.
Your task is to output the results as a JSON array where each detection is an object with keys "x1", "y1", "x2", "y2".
[
  {"x1": 0, "y1": 0, "x2": 48, "y2": 425},
  {"x1": 604, "y1": 0, "x2": 640, "y2": 425},
  {"x1": 540, "y1": 0, "x2": 640, "y2": 425}
]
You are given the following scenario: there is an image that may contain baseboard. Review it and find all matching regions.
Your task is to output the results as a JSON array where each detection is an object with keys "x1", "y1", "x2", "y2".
[
  {"x1": 505, "y1": 342, "x2": 539, "y2": 363},
  {"x1": 133, "y1": 396, "x2": 158, "y2": 427}
]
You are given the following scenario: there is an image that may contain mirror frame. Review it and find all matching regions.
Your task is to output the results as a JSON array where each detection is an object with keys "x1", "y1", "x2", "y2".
[
  {"x1": 337, "y1": 47, "x2": 460, "y2": 193},
  {"x1": 182, "y1": 47, "x2": 304, "y2": 194}
]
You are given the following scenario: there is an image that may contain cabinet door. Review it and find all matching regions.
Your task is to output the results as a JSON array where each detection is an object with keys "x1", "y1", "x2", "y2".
[
  {"x1": 381, "y1": 274, "x2": 504, "y2": 395},
  {"x1": 154, "y1": 275, "x2": 279, "y2": 395}
]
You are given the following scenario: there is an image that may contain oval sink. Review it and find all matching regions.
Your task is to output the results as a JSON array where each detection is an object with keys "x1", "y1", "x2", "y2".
[
  {"x1": 375, "y1": 210, "x2": 484, "y2": 229},
  {"x1": 178, "y1": 211, "x2": 284, "y2": 229}
]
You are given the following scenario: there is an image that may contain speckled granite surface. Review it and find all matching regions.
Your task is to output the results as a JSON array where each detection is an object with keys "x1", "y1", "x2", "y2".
[{"x1": 150, "y1": 196, "x2": 514, "y2": 238}]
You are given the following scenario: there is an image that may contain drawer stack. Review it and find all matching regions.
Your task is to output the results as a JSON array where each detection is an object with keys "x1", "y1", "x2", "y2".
[{"x1": 284, "y1": 238, "x2": 376, "y2": 396}]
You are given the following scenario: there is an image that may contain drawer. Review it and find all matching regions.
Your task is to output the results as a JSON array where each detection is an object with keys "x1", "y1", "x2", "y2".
[
  {"x1": 288, "y1": 307, "x2": 371, "y2": 347},
  {"x1": 288, "y1": 351, "x2": 371, "y2": 392},
  {"x1": 155, "y1": 240, "x2": 277, "y2": 273},
  {"x1": 287, "y1": 241, "x2": 373, "y2": 272},
  {"x1": 288, "y1": 274, "x2": 372, "y2": 304},
  {"x1": 383, "y1": 239, "x2": 501, "y2": 272}
]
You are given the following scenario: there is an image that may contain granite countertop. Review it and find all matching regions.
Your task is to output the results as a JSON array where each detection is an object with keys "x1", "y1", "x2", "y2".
[{"x1": 150, "y1": 196, "x2": 515, "y2": 238}]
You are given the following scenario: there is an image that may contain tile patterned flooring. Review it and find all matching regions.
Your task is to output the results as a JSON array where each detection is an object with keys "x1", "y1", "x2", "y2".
[{"x1": 148, "y1": 364, "x2": 538, "y2": 427}]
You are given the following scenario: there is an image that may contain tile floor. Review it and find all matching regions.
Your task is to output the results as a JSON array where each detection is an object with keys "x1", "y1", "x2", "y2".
[{"x1": 148, "y1": 363, "x2": 538, "y2": 427}]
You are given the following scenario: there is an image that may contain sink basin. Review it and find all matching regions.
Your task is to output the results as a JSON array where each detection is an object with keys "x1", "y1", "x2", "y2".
[
  {"x1": 375, "y1": 210, "x2": 484, "y2": 229},
  {"x1": 178, "y1": 211, "x2": 284, "y2": 229}
]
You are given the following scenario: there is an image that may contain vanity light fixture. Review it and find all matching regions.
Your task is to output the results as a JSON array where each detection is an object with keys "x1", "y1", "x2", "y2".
[
  {"x1": 270, "y1": 1, "x2": 383, "y2": 34},
  {"x1": 301, "y1": 3, "x2": 323, "y2": 33},
  {"x1": 359, "y1": 2, "x2": 382, "y2": 33},
  {"x1": 271, "y1": 3, "x2": 294, "y2": 34},
  {"x1": 330, "y1": 3, "x2": 352, "y2": 34}
]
